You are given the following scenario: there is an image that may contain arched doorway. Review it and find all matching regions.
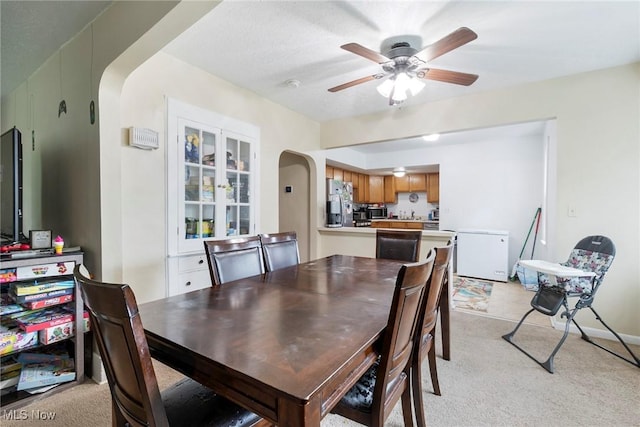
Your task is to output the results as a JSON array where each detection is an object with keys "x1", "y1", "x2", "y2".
[{"x1": 278, "y1": 151, "x2": 311, "y2": 262}]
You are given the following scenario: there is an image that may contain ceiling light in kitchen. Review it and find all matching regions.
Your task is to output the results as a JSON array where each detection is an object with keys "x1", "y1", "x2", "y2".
[
  {"x1": 422, "y1": 133, "x2": 440, "y2": 142},
  {"x1": 392, "y1": 167, "x2": 406, "y2": 177}
]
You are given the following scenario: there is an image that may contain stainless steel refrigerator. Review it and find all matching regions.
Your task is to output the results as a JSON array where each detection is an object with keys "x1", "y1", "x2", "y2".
[{"x1": 326, "y1": 179, "x2": 353, "y2": 227}]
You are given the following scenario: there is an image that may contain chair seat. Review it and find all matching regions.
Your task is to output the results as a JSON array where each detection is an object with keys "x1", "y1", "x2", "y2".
[
  {"x1": 339, "y1": 359, "x2": 379, "y2": 413},
  {"x1": 537, "y1": 248, "x2": 613, "y2": 294},
  {"x1": 163, "y1": 378, "x2": 262, "y2": 427},
  {"x1": 338, "y1": 357, "x2": 406, "y2": 414}
]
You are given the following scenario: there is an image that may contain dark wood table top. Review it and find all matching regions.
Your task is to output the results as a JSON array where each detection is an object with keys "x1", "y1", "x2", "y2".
[{"x1": 139, "y1": 255, "x2": 404, "y2": 426}]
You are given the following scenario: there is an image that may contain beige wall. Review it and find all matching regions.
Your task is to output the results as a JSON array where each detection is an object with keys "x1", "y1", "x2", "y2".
[
  {"x1": 279, "y1": 152, "x2": 311, "y2": 262},
  {"x1": 322, "y1": 63, "x2": 640, "y2": 336},
  {"x1": 119, "y1": 52, "x2": 321, "y2": 301},
  {"x1": 0, "y1": 1, "x2": 193, "y2": 278}
]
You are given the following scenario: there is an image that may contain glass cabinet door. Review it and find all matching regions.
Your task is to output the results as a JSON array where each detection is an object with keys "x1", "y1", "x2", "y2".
[
  {"x1": 175, "y1": 119, "x2": 256, "y2": 253},
  {"x1": 178, "y1": 119, "x2": 220, "y2": 252},
  {"x1": 223, "y1": 131, "x2": 253, "y2": 236}
]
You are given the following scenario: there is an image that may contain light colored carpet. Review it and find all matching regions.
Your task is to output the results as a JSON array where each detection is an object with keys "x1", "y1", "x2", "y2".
[{"x1": 2, "y1": 310, "x2": 638, "y2": 426}]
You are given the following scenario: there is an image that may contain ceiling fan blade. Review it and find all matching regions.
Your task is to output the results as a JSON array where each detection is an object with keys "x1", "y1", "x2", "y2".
[
  {"x1": 417, "y1": 27, "x2": 478, "y2": 63},
  {"x1": 418, "y1": 68, "x2": 479, "y2": 86},
  {"x1": 328, "y1": 74, "x2": 382, "y2": 92},
  {"x1": 341, "y1": 43, "x2": 390, "y2": 64}
]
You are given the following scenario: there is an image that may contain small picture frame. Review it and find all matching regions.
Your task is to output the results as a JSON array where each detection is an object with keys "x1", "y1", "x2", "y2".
[{"x1": 30, "y1": 230, "x2": 52, "y2": 249}]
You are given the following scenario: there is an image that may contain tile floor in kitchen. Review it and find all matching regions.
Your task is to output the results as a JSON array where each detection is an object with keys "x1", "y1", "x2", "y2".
[{"x1": 452, "y1": 274, "x2": 552, "y2": 327}]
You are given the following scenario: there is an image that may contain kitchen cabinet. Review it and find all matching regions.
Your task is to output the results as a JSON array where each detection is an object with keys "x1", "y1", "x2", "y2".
[
  {"x1": 332, "y1": 168, "x2": 343, "y2": 181},
  {"x1": 343, "y1": 170, "x2": 352, "y2": 183},
  {"x1": 351, "y1": 172, "x2": 359, "y2": 189},
  {"x1": 384, "y1": 176, "x2": 396, "y2": 203},
  {"x1": 409, "y1": 174, "x2": 427, "y2": 192},
  {"x1": 359, "y1": 174, "x2": 369, "y2": 203},
  {"x1": 394, "y1": 175, "x2": 410, "y2": 192},
  {"x1": 369, "y1": 176, "x2": 384, "y2": 203},
  {"x1": 326, "y1": 166, "x2": 334, "y2": 179},
  {"x1": 427, "y1": 173, "x2": 439, "y2": 203},
  {"x1": 167, "y1": 98, "x2": 259, "y2": 296},
  {"x1": 0, "y1": 253, "x2": 87, "y2": 410}
]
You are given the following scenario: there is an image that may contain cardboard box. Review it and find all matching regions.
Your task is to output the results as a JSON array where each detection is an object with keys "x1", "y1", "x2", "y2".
[
  {"x1": 16, "y1": 262, "x2": 75, "y2": 280},
  {"x1": 0, "y1": 325, "x2": 39, "y2": 356},
  {"x1": 38, "y1": 316, "x2": 90, "y2": 345}
]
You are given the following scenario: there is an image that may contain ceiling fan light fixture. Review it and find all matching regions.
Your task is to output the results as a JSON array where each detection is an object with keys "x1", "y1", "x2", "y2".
[
  {"x1": 377, "y1": 72, "x2": 425, "y2": 103},
  {"x1": 376, "y1": 78, "x2": 395, "y2": 98},
  {"x1": 392, "y1": 167, "x2": 406, "y2": 178}
]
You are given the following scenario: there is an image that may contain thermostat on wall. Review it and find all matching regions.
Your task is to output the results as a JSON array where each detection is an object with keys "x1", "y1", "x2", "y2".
[{"x1": 129, "y1": 127, "x2": 159, "y2": 150}]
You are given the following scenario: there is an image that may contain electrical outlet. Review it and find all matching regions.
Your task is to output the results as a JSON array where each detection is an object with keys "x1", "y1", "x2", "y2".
[{"x1": 567, "y1": 206, "x2": 577, "y2": 217}]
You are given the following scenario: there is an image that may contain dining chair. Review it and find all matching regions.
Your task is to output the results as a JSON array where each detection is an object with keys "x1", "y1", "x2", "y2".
[
  {"x1": 412, "y1": 243, "x2": 454, "y2": 427},
  {"x1": 204, "y1": 236, "x2": 265, "y2": 286},
  {"x1": 330, "y1": 250, "x2": 436, "y2": 427},
  {"x1": 73, "y1": 265, "x2": 266, "y2": 427},
  {"x1": 375, "y1": 229, "x2": 422, "y2": 262},
  {"x1": 259, "y1": 231, "x2": 300, "y2": 272}
]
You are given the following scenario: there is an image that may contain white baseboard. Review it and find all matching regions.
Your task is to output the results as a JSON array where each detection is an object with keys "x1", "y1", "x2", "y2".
[
  {"x1": 552, "y1": 318, "x2": 640, "y2": 346},
  {"x1": 91, "y1": 351, "x2": 107, "y2": 384}
]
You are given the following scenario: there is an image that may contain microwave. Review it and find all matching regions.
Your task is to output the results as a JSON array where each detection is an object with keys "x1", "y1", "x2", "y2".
[{"x1": 367, "y1": 206, "x2": 387, "y2": 219}]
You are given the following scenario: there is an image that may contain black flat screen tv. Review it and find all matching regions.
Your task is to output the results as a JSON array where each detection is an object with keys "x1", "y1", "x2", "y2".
[{"x1": 1, "y1": 126, "x2": 23, "y2": 244}]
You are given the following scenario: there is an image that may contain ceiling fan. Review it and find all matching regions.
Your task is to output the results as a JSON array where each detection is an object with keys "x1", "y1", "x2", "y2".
[{"x1": 328, "y1": 27, "x2": 479, "y2": 105}]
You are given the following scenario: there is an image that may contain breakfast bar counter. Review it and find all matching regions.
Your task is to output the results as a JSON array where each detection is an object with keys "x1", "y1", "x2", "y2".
[{"x1": 318, "y1": 226, "x2": 454, "y2": 260}]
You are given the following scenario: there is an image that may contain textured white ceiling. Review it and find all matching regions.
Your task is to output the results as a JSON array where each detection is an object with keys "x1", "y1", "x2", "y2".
[
  {"x1": 4, "y1": 1, "x2": 635, "y2": 177},
  {"x1": 0, "y1": 1, "x2": 112, "y2": 98},
  {"x1": 3, "y1": 1, "x2": 639, "y2": 124},
  {"x1": 163, "y1": 1, "x2": 640, "y2": 122}
]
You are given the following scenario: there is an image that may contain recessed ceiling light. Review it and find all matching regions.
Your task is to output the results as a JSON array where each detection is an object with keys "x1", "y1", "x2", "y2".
[
  {"x1": 422, "y1": 133, "x2": 440, "y2": 142},
  {"x1": 392, "y1": 167, "x2": 406, "y2": 177}
]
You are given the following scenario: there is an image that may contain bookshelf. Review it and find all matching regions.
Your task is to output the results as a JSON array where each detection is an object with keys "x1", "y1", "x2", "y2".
[{"x1": 0, "y1": 252, "x2": 86, "y2": 410}]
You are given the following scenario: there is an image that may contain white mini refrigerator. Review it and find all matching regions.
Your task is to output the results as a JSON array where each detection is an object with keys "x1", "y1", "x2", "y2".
[{"x1": 456, "y1": 229, "x2": 509, "y2": 282}]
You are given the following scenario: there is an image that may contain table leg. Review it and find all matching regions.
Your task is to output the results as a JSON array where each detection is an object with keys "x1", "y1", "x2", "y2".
[{"x1": 278, "y1": 396, "x2": 321, "y2": 427}]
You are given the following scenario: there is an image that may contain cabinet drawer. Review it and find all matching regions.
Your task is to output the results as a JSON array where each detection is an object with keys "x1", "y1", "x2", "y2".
[
  {"x1": 178, "y1": 254, "x2": 208, "y2": 272},
  {"x1": 171, "y1": 269, "x2": 211, "y2": 296}
]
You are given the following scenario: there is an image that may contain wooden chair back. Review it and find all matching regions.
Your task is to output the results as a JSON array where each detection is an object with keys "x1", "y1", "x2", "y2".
[
  {"x1": 73, "y1": 265, "x2": 168, "y2": 426},
  {"x1": 259, "y1": 231, "x2": 300, "y2": 272},
  {"x1": 418, "y1": 243, "x2": 454, "y2": 341},
  {"x1": 332, "y1": 250, "x2": 435, "y2": 427},
  {"x1": 411, "y1": 243, "x2": 454, "y2": 427},
  {"x1": 375, "y1": 229, "x2": 422, "y2": 262},
  {"x1": 204, "y1": 236, "x2": 265, "y2": 285}
]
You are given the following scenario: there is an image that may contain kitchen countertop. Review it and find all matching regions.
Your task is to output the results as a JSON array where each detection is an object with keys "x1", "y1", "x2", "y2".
[
  {"x1": 371, "y1": 219, "x2": 439, "y2": 223},
  {"x1": 319, "y1": 226, "x2": 453, "y2": 238}
]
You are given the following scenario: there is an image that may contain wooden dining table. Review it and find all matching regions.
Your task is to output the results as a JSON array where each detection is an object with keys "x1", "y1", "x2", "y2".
[{"x1": 139, "y1": 255, "x2": 405, "y2": 427}]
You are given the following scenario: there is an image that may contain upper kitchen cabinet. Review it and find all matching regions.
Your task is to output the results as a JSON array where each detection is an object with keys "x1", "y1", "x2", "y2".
[
  {"x1": 426, "y1": 173, "x2": 439, "y2": 203},
  {"x1": 384, "y1": 176, "x2": 396, "y2": 203},
  {"x1": 392, "y1": 173, "x2": 425, "y2": 192},
  {"x1": 333, "y1": 168, "x2": 344, "y2": 181},
  {"x1": 358, "y1": 174, "x2": 369, "y2": 203},
  {"x1": 369, "y1": 176, "x2": 384, "y2": 203},
  {"x1": 395, "y1": 175, "x2": 410, "y2": 192},
  {"x1": 409, "y1": 174, "x2": 427, "y2": 192},
  {"x1": 326, "y1": 165, "x2": 334, "y2": 179}
]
